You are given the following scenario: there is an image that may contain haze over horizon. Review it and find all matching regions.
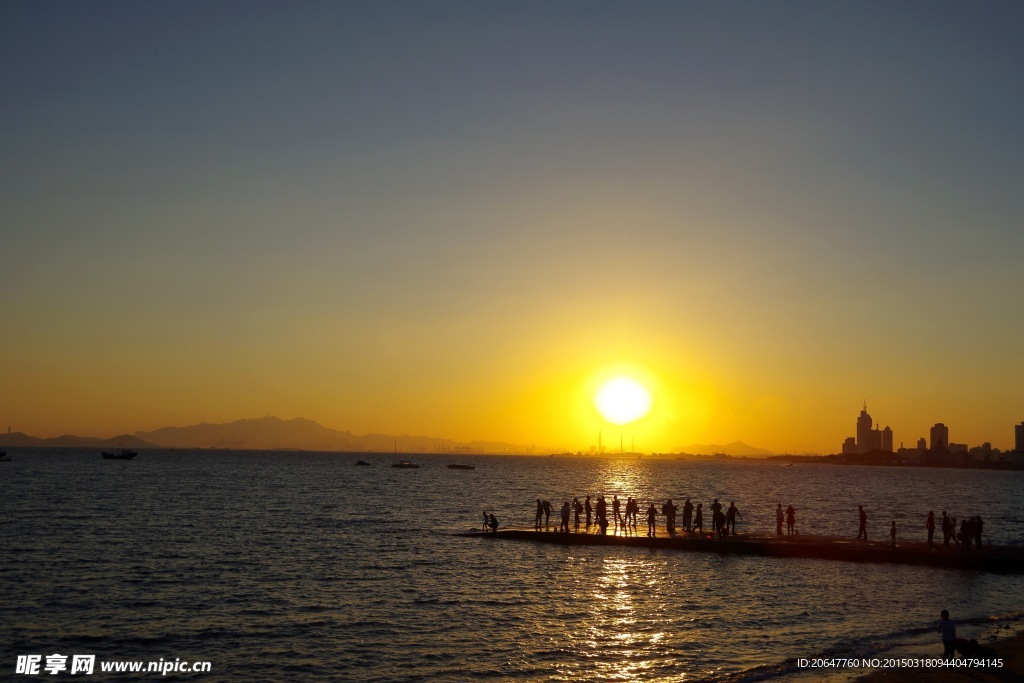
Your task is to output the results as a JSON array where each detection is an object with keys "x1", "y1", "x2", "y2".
[{"x1": 3, "y1": 2, "x2": 1023, "y2": 453}]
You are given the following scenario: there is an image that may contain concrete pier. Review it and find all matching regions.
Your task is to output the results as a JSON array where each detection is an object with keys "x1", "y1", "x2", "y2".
[{"x1": 459, "y1": 526, "x2": 1024, "y2": 573}]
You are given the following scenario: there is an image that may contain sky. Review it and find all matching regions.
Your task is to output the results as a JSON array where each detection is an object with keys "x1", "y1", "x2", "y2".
[{"x1": 2, "y1": 1, "x2": 1023, "y2": 453}]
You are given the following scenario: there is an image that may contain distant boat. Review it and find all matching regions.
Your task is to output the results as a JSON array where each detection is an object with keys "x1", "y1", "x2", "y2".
[
  {"x1": 101, "y1": 449, "x2": 138, "y2": 460},
  {"x1": 355, "y1": 460, "x2": 372, "y2": 466},
  {"x1": 0, "y1": 452, "x2": 10, "y2": 462},
  {"x1": 447, "y1": 464, "x2": 475, "y2": 470},
  {"x1": 392, "y1": 460, "x2": 419, "y2": 468}
]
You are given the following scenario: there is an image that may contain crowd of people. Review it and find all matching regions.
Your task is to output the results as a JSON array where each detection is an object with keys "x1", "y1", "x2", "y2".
[{"x1": 505, "y1": 497, "x2": 988, "y2": 549}]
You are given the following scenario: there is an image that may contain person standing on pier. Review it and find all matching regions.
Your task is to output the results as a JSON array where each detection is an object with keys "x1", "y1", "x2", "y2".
[
  {"x1": 596, "y1": 495, "x2": 607, "y2": 533},
  {"x1": 890, "y1": 520, "x2": 897, "y2": 547},
  {"x1": 663, "y1": 499, "x2": 676, "y2": 533},
  {"x1": 938, "y1": 610, "x2": 956, "y2": 660},
  {"x1": 613, "y1": 495, "x2": 622, "y2": 530},
  {"x1": 786, "y1": 505, "x2": 796, "y2": 535},
  {"x1": 926, "y1": 511, "x2": 935, "y2": 547},
  {"x1": 694, "y1": 503, "x2": 704, "y2": 536},
  {"x1": 573, "y1": 497, "x2": 583, "y2": 532},
  {"x1": 974, "y1": 516, "x2": 983, "y2": 551},
  {"x1": 725, "y1": 502, "x2": 742, "y2": 535},
  {"x1": 646, "y1": 503, "x2": 657, "y2": 537},
  {"x1": 683, "y1": 498, "x2": 693, "y2": 533},
  {"x1": 960, "y1": 518, "x2": 971, "y2": 554},
  {"x1": 543, "y1": 499, "x2": 553, "y2": 529},
  {"x1": 585, "y1": 495, "x2": 593, "y2": 530},
  {"x1": 941, "y1": 511, "x2": 952, "y2": 546},
  {"x1": 710, "y1": 499, "x2": 722, "y2": 533},
  {"x1": 857, "y1": 505, "x2": 868, "y2": 541},
  {"x1": 535, "y1": 499, "x2": 544, "y2": 531},
  {"x1": 560, "y1": 501, "x2": 571, "y2": 533},
  {"x1": 776, "y1": 503, "x2": 784, "y2": 535}
]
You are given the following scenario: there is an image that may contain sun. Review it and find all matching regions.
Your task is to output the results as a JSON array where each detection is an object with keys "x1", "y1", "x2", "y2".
[{"x1": 594, "y1": 376, "x2": 652, "y2": 425}]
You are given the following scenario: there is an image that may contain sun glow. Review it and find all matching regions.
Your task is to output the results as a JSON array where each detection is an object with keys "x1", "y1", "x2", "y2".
[{"x1": 594, "y1": 377, "x2": 652, "y2": 425}]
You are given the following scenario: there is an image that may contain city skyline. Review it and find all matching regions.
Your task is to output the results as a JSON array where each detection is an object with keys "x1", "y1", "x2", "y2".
[{"x1": 2, "y1": 3, "x2": 1023, "y2": 454}]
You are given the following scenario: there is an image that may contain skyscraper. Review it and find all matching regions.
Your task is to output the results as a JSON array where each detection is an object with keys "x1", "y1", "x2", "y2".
[
  {"x1": 1016, "y1": 422, "x2": 1024, "y2": 452},
  {"x1": 930, "y1": 423, "x2": 949, "y2": 451}
]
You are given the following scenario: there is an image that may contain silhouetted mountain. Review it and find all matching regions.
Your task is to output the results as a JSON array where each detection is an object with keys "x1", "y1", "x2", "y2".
[
  {"x1": 135, "y1": 416, "x2": 532, "y2": 453},
  {"x1": 0, "y1": 432, "x2": 158, "y2": 449},
  {"x1": 676, "y1": 441, "x2": 773, "y2": 457}
]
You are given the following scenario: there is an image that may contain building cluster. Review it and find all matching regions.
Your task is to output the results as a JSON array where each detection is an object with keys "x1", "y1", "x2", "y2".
[{"x1": 840, "y1": 404, "x2": 1024, "y2": 465}]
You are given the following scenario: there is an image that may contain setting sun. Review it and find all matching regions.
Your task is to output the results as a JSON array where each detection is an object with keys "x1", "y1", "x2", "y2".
[{"x1": 594, "y1": 377, "x2": 653, "y2": 426}]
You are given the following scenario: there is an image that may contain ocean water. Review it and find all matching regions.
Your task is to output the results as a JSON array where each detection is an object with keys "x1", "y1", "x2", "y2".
[{"x1": 2, "y1": 450, "x2": 1022, "y2": 682}]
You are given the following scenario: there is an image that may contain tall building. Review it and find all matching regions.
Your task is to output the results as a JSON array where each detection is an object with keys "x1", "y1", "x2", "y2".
[
  {"x1": 930, "y1": 423, "x2": 949, "y2": 451},
  {"x1": 1016, "y1": 422, "x2": 1024, "y2": 452},
  {"x1": 841, "y1": 403, "x2": 892, "y2": 454}
]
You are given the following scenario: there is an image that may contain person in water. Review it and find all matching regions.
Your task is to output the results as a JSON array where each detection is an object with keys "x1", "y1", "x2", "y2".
[{"x1": 938, "y1": 610, "x2": 956, "y2": 659}]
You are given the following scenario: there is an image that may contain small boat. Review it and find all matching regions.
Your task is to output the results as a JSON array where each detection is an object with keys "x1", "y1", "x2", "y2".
[
  {"x1": 101, "y1": 449, "x2": 138, "y2": 460},
  {"x1": 392, "y1": 460, "x2": 419, "y2": 469},
  {"x1": 0, "y1": 452, "x2": 10, "y2": 462},
  {"x1": 447, "y1": 464, "x2": 475, "y2": 470},
  {"x1": 355, "y1": 460, "x2": 372, "y2": 466}
]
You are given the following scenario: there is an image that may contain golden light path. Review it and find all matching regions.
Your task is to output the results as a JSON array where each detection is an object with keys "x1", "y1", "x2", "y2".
[{"x1": 594, "y1": 377, "x2": 653, "y2": 426}]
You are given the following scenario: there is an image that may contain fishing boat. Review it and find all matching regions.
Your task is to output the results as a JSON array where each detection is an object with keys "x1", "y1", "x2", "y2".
[
  {"x1": 392, "y1": 460, "x2": 419, "y2": 469},
  {"x1": 101, "y1": 449, "x2": 138, "y2": 460},
  {"x1": 447, "y1": 464, "x2": 475, "y2": 470}
]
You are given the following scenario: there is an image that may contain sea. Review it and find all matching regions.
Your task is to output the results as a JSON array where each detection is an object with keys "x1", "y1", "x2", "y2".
[{"x1": 2, "y1": 450, "x2": 1023, "y2": 682}]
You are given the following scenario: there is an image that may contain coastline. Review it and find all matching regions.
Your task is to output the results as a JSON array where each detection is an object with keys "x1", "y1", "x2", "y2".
[{"x1": 855, "y1": 632, "x2": 1024, "y2": 682}]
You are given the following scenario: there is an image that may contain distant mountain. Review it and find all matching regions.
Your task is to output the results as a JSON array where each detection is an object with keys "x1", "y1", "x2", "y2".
[
  {"x1": 0, "y1": 432, "x2": 158, "y2": 449},
  {"x1": 135, "y1": 416, "x2": 533, "y2": 453},
  {"x1": 675, "y1": 441, "x2": 773, "y2": 457}
]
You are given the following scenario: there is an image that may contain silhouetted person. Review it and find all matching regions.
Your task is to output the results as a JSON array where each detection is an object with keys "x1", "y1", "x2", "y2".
[
  {"x1": 960, "y1": 518, "x2": 971, "y2": 554},
  {"x1": 941, "y1": 511, "x2": 952, "y2": 546},
  {"x1": 543, "y1": 499, "x2": 552, "y2": 528},
  {"x1": 786, "y1": 505, "x2": 796, "y2": 535},
  {"x1": 560, "y1": 501, "x2": 571, "y2": 533},
  {"x1": 694, "y1": 503, "x2": 704, "y2": 536},
  {"x1": 710, "y1": 499, "x2": 722, "y2": 532},
  {"x1": 890, "y1": 520, "x2": 896, "y2": 547},
  {"x1": 535, "y1": 499, "x2": 544, "y2": 530},
  {"x1": 646, "y1": 503, "x2": 657, "y2": 537},
  {"x1": 483, "y1": 510, "x2": 489, "y2": 532},
  {"x1": 725, "y1": 502, "x2": 742, "y2": 535},
  {"x1": 573, "y1": 498, "x2": 583, "y2": 531},
  {"x1": 950, "y1": 516, "x2": 959, "y2": 547},
  {"x1": 857, "y1": 506, "x2": 867, "y2": 541},
  {"x1": 714, "y1": 509, "x2": 726, "y2": 540},
  {"x1": 626, "y1": 497, "x2": 637, "y2": 527},
  {"x1": 974, "y1": 516, "x2": 983, "y2": 550},
  {"x1": 630, "y1": 497, "x2": 639, "y2": 526},
  {"x1": 663, "y1": 499, "x2": 676, "y2": 533},
  {"x1": 488, "y1": 513, "x2": 499, "y2": 534},
  {"x1": 596, "y1": 496, "x2": 607, "y2": 533},
  {"x1": 585, "y1": 496, "x2": 592, "y2": 530},
  {"x1": 682, "y1": 498, "x2": 693, "y2": 532},
  {"x1": 776, "y1": 503, "x2": 784, "y2": 535},
  {"x1": 613, "y1": 495, "x2": 622, "y2": 529},
  {"x1": 938, "y1": 610, "x2": 956, "y2": 660},
  {"x1": 926, "y1": 511, "x2": 935, "y2": 547}
]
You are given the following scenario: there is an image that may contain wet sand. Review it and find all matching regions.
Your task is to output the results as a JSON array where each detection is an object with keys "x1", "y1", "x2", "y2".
[{"x1": 855, "y1": 632, "x2": 1024, "y2": 682}]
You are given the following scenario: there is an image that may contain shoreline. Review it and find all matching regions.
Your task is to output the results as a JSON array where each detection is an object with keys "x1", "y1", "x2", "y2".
[{"x1": 854, "y1": 631, "x2": 1024, "y2": 682}]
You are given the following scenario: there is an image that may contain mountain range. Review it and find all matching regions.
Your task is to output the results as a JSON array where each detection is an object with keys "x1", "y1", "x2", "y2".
[{"x1": 0, "y1": 417, "x2": 774, "y2": 456}]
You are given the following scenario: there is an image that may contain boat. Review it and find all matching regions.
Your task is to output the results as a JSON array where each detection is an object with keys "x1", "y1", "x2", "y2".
[
  {"x1": 392, "y1": 460, "x2": 419, "y2": 468},
  {"x1": 0, "y1": 452, "x2": 10, "y2": 462},
  {"x1": 355, "y1": 460, "x2": 372, "y2": 466},
  {"x1": 101, "y1": 449, "x2": 138, "y2": 460},
  {"x1": 447, "y1": 464, "x2": 475, "y2": 470}
]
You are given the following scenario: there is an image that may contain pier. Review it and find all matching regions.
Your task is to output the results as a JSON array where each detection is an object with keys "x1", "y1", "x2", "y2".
[{"x1": 459, "y1": 526, "x2": 1024, "y2": 573}]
